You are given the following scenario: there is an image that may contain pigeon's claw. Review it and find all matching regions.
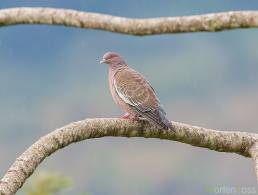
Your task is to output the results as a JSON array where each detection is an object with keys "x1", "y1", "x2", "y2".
[{"x1": 120, "y1": 113, "x2": 130, "y2": 119}]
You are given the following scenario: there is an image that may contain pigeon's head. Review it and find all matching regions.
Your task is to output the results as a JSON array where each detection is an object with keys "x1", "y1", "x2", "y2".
[{"x1": 100, "y1": 52, "x2": 126, "y2": 68}]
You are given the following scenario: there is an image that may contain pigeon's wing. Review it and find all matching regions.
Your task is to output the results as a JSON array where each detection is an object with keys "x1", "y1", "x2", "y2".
[
  {"x1": 113, "y1": 68, "x2": 171, "y2": 129},
  {"x1": 114, "y1": 68, "x2": 158, "y2": 111}
]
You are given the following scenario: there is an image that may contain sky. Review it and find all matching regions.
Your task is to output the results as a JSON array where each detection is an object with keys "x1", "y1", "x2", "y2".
[{"x1": 0, "y1": 1, "x2": 258, "y2": 194}]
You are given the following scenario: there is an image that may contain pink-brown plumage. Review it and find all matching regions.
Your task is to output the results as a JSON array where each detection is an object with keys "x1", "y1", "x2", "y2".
[{"x1": 101, "y1": 52, "x2": 173, "y2": 130}]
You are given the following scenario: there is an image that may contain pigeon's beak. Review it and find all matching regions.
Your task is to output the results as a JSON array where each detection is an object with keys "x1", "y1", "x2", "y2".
[{"x1": 100, "y1": 59, "x2": 107, "y2": 64}]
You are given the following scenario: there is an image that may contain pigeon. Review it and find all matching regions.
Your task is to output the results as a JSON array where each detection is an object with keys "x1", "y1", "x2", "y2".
[{"x1": 100, "y1": 52, "x2": 174, "y2": 131}]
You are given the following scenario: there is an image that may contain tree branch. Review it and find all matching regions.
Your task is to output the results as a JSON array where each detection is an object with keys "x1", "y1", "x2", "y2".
[
  {"x1": 0, "y1": 7, "x2": 258, "y2": 35},
  {"x1": 0, "y1": 118, "x2": 257, "y2": 194},
  {"x1": 250, "y1": 142, "x2": 258, "y2": 181}
]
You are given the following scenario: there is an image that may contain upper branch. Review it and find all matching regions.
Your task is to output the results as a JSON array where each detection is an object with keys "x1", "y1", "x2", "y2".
[
  {"x1": 0, "y1": 7, "x2": 258, "y2": 35},
  {"x1": 0, "y1": 118, "x2": 257, "y2": 194}
]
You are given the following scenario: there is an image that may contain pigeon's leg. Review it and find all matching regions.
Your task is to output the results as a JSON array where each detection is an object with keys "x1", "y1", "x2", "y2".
[
  {"x1": 120, "y1": 113, "x2": 140, "y2": 122},
  {"x1": 120, "y1": 113, "x2": 130, "y2": 119}
]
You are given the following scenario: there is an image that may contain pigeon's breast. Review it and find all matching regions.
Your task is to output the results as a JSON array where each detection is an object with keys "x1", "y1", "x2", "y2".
[{"x1": 108, "y1": 68, "x2": 137, "y2": 115}]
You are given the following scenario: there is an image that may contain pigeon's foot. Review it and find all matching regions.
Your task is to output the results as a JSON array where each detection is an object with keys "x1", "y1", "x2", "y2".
[
  {"x1": 120, "y1": 113, "x2": 139, "y2": 121},
  {"x1": 120, "y1": 113, "x2": 130, "y2": 119}
]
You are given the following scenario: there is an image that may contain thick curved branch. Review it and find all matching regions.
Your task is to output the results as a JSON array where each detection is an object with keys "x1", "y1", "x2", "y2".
[
  {"x1": 0, "y1": 7, "x2": 258, "y2": 35},
  {"x1": 0, "y1": 118, "x2": 257, "y2": 194}
]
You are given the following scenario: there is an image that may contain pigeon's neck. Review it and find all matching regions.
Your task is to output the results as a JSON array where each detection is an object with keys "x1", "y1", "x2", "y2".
[
  {"x1": 108, "y1": 64, "x2": 128, "y2": 77},
  {"x1": 108, "y1": 62, "x2": 128, "y2": 72}
]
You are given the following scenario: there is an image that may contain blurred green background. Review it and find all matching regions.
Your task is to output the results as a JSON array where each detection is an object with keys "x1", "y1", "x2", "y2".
[{"x1": 0, "y1": 1, "x2": 258, "y2": 194}]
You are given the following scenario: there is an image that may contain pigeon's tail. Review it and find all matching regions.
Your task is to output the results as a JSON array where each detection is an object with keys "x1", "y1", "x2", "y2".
[
  {"x1": 161, "y1": 117, "x2": 174, "y2": 130},
  {"x1": 135, "y1": 106, "x2": 175, "y2": 131},
  {"x1": 158, "y1": 110, "x2": 175, "y2": 131},
  {"x1": 132, "y1": 105, "x2": 175, "y2": 131}
]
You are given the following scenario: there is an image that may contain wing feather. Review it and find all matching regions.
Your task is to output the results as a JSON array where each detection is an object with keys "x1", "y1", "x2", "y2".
[
  {"x1": 113, "y1": 68, "x2": 158, "y2": 112},
  {"x1": 113, "y1": 68, "x2": 172, "y2": 129}
]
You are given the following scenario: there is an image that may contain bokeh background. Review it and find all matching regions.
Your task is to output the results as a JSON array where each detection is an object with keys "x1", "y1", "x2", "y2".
[{"x1": 1, "y1": 1, "x2": 258, "y2": 194}]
